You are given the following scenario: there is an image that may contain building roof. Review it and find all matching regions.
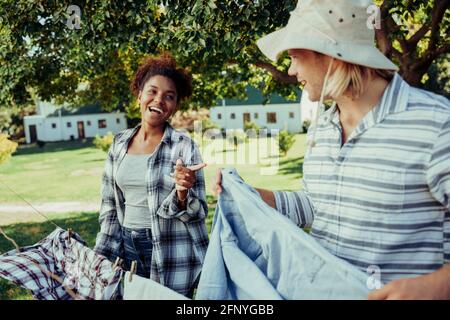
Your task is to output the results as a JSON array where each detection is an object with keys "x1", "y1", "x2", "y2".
[
  {"x1": 46, "y1": 104, "x2": 117, "y2": 118},
  {"x1": 219, "y1": 86, "x2": 302, "y2": 106}
]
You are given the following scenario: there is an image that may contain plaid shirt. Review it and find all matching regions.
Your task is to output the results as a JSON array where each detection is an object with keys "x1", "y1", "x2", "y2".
[
  {"x1": 94, "y1": 122, "x2": 209, "y2": 296},
  {"x1": 0, "y1": 228, "x2": 123, "y2": 300}
]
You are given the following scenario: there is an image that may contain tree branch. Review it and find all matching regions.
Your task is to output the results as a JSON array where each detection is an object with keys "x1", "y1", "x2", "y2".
[
  {"x1": 377, "y1": 0, "x2": 405, "y2": 57},
  {"x1": 428, "y1": 0, "x2": 450, "y2": 50},
  {"x1": 380, "y1": 0, "x2": 408, "y2": 53},
  {"x1": 407, "y1": 23, "x2": 430, "y2": 47},
  {"x1": 412, "y1": 43, "x2": 450, "y2": 70},
  {"x1": 253, "y1": 60, "x2": 298, "y2": 85}
]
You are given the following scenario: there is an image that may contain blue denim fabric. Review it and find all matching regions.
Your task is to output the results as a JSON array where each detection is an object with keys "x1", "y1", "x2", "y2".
[
  {"x1": 122, "y1": 227, "x2": 153, "y2": 279},
  {"x1": 196, "y1": 168, "x2": 371, "y2": 300}
]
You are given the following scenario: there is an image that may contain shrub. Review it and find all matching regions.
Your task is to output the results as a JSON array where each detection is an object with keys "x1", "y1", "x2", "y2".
[
  {"x1": 244, "y1": 121, "x2": 261, "y2": 132},
  {"x1": 278, "y1": 130, "x2": 296, "y2": 156},
  {"x1": 201, "y1": 118, "x2": 219, "y2": 132},
  {"x1": 93, "y1": 132, "x2": 114, "y2": 152},
  {"x1": 37, "y1": 140, "x2": 46, "y2": 148},
  {"x1": 0, "y1": 134, "x2": 18, "y2": 165},
  {"x1": 302, "y1": 120, "x2": 311, "y2": 132}
]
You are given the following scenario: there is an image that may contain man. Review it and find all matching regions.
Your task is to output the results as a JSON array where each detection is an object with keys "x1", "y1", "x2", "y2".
[{"x1": 213, "y1": 0, "x2": 450, "y2": 299}]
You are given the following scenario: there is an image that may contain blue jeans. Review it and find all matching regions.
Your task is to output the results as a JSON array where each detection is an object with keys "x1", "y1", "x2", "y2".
[{"x1": 122, "y1": 227, "x2": 153, "y2": 279}]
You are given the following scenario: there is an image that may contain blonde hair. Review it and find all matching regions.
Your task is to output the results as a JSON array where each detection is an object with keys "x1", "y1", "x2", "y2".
[{"x1": 322, "y1": 59, "x2": 395, "y2": 99}]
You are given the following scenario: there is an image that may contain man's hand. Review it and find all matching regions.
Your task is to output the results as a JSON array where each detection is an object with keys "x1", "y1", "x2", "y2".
[
  {"x1": 211, "y1": 168, "x2": 223, "y2": 196},
  {"x1": 173, "y1": 159, "x2": 206, "y2": 202},
  {"x1": 368, "y1": 265, "x2": 450, "y2": 300}
]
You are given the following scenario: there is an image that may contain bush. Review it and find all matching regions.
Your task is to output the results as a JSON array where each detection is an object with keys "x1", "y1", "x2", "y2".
[
  {"x1": 37, "y1": 140, "x2": 46, "y2": 148},
  {"x1": 244, "y1": 121, "x2": 261, "y2": 132},
  {"x1": 93, "y1": 132, "x2": 114, "y2": 152},
  {"x1": 0, "y1": 134, "x2": 18, "y2": 165},
  {"x1": 201, "y1": 118, "x2": 219, "y2": 132},
  {"x1": 302, "y1": 120, "x2": 311, "y2": 132},
  {"x1": 278, "y1": 130, "x2": 296, "y2": 156}
]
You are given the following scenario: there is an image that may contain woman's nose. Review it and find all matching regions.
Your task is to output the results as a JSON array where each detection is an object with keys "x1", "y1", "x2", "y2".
[
  {"x1": 154, "y1": 93, "x2": 164, "y2": 105},
  {"x1": 288, "y1": 64, "x2": 296, "y2": 77}
]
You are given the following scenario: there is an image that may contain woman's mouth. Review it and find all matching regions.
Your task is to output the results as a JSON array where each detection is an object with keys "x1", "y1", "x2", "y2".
[{"x1": 147, "y1": 106, "x2": 163, "y2": 114}]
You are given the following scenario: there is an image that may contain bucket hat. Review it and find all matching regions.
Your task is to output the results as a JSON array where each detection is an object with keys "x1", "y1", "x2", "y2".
[{"x1": 257, "y1": 0, "x2": 398, "y2": 71}]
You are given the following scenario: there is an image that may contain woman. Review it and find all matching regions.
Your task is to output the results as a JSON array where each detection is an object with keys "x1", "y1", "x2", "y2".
[{"x1": 94, "y1": 53, "x2": 209, "y2": 297}]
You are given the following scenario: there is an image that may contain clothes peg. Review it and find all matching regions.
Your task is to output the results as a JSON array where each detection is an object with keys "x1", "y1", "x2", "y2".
[
  {"x1": 67, "y1": 228, "x2": 73, "y2": 242},
  {"x1": 112, "y1": 257, "x2": 123, "y2": 269},
  {"x1": 129, "y1": 261, "x2": 137, "y2": 282}
]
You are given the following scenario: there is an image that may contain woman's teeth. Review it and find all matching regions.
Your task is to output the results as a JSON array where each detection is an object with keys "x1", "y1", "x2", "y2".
[{"x1": 148, "y1": 106, "x2": 163, "y2": 114}]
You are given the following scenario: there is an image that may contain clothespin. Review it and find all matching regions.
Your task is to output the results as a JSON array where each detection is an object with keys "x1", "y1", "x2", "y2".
[
  {"x1": 129, "y1": 261, "x2": 137, "y2": 282},
  {"x1": 67, "y1": 228, "x2": 73, "y2": 242},
  {"x1": 112, "y1": 257, "x2": 123, "y2": 269}
]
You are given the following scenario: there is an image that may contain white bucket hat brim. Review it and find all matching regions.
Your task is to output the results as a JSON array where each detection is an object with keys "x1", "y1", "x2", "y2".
[{"x1": 257, "y1": 0, "x2": 399, "y2": 71}]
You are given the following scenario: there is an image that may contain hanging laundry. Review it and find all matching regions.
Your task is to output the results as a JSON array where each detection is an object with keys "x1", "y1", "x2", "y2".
[
  {"x1": 196, "y1": 168, "x2": 370, "y2": 300},
  {"x1": 123, "y1": 272, "x2": 189, "y2": 300},
  {"x1": 0, "y1": 228, "x2": 123, "y2": 300}
]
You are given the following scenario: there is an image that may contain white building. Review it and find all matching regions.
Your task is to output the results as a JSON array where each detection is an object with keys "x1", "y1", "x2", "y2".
[
  {"x1": 299, "y1": 90, "x2": 318, "y2": 126},
  {"x1": 23, "y1": 101, "x2": 127, "y2": 144},
  {"x1": 210, "y1": 86, "x2": 305, "y2": 133}
]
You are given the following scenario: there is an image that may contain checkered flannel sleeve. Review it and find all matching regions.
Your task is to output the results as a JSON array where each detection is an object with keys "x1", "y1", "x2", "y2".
[
  {"x1": 94, "y1": 141, "x2": 123, "y2": 262},
  {"x1": 157, "y1": 140, "x2": 208, "y2": 223}
]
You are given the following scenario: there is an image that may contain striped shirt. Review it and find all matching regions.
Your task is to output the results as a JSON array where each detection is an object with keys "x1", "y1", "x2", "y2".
[
  {"x1": 94, "y1": 123, "x2": 209, "y2": 296},
  {"x1": 274, "y1": 74, "x2": 450, "y2": 284}
]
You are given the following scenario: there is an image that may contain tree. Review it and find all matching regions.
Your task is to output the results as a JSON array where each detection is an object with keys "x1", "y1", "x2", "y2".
[
  {"x1": 374, "y1": 0, "x2": 449, "y2": 88},
  {"x1": 0, "y1": 133, "x2": 17, "y2": 164},
  {"x1": 0, "y1": 0, "x2": 448, "y2": 124},
  {"x1": 277, "y1": 130, "x2": 296, "y2": 156}
]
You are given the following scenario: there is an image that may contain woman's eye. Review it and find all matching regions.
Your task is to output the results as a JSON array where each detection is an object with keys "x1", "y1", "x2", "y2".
[{"x1": 166, "y1": 95, "x2": 174, "y2": 101}]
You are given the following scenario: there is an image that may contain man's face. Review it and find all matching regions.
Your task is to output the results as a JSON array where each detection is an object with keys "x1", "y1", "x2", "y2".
[
  {"x1": 138, "y1": 75, "x2": 178, "y2": 127},
  {"x1": 287, "y1": 49, "x2": 330, "y2": 102}
]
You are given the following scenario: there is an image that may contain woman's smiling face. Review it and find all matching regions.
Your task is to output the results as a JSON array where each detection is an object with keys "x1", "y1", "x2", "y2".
[{"x1": 138, "y1": 75, "x2": 178, "y2": 126}]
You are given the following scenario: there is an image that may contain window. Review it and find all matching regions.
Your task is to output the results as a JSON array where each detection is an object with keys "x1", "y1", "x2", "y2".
[
  {"x1": 87, "y1": 121, "x2": 91, "y2": 126},
  {"x1": 67, "y1": 122, "x2": 72, "y2": 128},
  {"x1": 51, "y1": 123, "x2": 57, "y2": 129},
  {"x1": 289, "y1": 112, "x2": 295, "y2": 119},
  {"x1": 116, "y1": 118, "x2": 121, "y2": 124},
  {"x1": 254, "y1": 113, "x2": 259, "y2": 119},
  {"x1": 217, "y1": 113, "x2": 222, "y2": 120},
  {"x1": 98, "y1": 119, "x2": 107, "y2": 129},
  {"x1": 231, "y1": 113, "x2": 236, "y2": 119},
  {"x1": 266, "y1": 112, "x2": 277, "y2": 124}
]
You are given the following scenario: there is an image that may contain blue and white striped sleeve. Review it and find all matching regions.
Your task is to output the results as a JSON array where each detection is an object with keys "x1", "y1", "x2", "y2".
[
  {"x1": 273, "y1": 182, "x2": 315, "y2": 228},
  {"x1": 427, "y1": 114, "x2": 450, "y2": 263}
]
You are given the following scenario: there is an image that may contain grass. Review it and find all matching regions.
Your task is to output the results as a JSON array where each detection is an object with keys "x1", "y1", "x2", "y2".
[
  {"x1": 0, "y1": 133, "x2": 307, "y2": 300},
  {"x1": 0, "y1": 135, "x2": 306, "y2": 204},
  {"x1": 0, "y1": 139, "x2": 105, "y2": 203}
]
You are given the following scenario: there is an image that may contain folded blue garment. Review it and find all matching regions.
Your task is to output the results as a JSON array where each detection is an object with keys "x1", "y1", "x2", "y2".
[{"x1": 196, "y1": 168, "x2": 370, "y2": 300}]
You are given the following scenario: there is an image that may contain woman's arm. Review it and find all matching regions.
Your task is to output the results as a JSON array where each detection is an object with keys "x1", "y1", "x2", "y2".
[
  {"x1": 94, "y1": 141, "x2": 123, "y2": 261},
  {"x1": 156, "y1": 141, "x2": 208, "y2": 222}
]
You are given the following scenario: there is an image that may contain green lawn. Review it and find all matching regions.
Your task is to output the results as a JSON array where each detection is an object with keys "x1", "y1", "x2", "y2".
[
  {"x1": 0, "y1": 133, "x2": 306, "y2": 300},
  {"x1": 0, "y1": 135, "x2": 306, "y2": 204},
  {"x1": 0, "y1": 139, "x2": 105, "y2": 203}
]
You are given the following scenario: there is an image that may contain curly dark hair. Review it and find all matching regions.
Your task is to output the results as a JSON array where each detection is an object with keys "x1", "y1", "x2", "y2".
[{"x1": 130, "y1": 52, "x2": 193, "y2": 103}]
